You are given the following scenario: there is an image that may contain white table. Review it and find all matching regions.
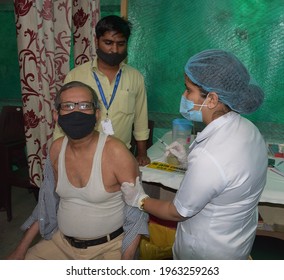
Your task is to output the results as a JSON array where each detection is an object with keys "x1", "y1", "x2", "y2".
[{"x1": 140, "y1": 131, "x2": 284, "y2": 205}]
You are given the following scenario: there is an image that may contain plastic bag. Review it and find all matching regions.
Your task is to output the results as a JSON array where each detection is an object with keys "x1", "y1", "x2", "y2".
[{"x1": 139, "y1": 219, "x2": 177, "y2": 260}]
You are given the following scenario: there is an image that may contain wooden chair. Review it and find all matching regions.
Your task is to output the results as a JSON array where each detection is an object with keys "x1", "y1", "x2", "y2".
[
  {"x1": 130, "y1": 119, "x2": 154, "y2": 156},
  {"x1": 0, "y1": 106, "x2": 38, "y2": 221}
]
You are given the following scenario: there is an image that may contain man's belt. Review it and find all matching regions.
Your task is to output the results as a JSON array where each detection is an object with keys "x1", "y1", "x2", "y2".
[{"x1": 64, "y1": 226, "x2": 124, "y2": 249}]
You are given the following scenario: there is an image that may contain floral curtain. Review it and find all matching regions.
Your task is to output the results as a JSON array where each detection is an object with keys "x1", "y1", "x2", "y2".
[
  {"x1": 73, "y1": 0, "x2": 99, "y2": 65},
  {"x1": 14, "y1": 0, "x2": 100, "y2": 187}
]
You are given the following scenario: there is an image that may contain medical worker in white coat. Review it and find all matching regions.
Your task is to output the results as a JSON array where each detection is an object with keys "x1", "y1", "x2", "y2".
[{"x1": 121, "y1": 49, "x2": 267, "y2": 259}]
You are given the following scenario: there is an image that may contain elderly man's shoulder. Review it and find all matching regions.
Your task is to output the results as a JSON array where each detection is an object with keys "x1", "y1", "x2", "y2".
[
  {"x1": 105, "y1": 135, "x2": 128, "y2": 149},
  {"x1": 49, "y1": 136, "x2": 64, "y2": 167},
  {"x1": 104, "y1": 135, "x2": 137, "y2": 169},
  {"x1": 104, "y1": 135, "x2": 131, "y2": 158}
]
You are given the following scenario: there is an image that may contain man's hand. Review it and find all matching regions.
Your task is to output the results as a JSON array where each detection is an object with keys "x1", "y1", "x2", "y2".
[
  {"x1": 6, "y1": 221, "x2": 39, "y2": 260},
  {"x1": 6, "y1": 248, "x2": 27, "y2": 260},
  {"x1": 136, "y1": 140, "x2": 151, "y2": 166},
  {"x1": 121, "y1": 235, "x2": 141, "y2": 260},
  {"x1": 121, "y1": 177, "x2": 149, "y2": 209},
  {"x1": 136, "y1": 154, "x2": 150, "y2": 166}
]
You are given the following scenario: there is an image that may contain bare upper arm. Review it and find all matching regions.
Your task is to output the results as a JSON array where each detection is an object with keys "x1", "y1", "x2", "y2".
[
  {"x1": 49, "y1": 137, "x2": 63, "y2": 182},
  {"x1": 103, "y1": 137, "x2": 140, "y2": 186}
]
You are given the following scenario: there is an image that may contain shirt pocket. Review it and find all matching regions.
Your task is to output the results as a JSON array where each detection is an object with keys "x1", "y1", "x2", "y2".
[{"x1": 118, "y1": 90, "x2": 136, "y2": 115}]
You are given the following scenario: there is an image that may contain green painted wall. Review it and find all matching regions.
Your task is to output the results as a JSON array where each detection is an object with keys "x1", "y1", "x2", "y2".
[
  {"x1": 1, "y1": 0, "x2": 284, "y2": 142},
  {"x1": 0, "y1": 4, "x2": 21, "y2": 105},
  {"x1": 127, "y1": 0, "x2": 284, "y2": 127}
]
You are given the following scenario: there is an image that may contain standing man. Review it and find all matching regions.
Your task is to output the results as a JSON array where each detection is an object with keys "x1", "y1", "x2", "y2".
[{"x1": 53, "y1": 15, "x2": 150, "y2": 166}]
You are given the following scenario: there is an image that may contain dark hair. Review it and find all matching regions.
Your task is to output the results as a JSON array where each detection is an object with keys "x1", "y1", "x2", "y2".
[
  {"x1": 95, "y1": 15, "x2": 132, "y2": 40},
  {"x1": 55, "y1": 81, "x2": 99, "y2": 111},
  {"x1": 191, "y1": 81, "x2": 210, "y2": 98}
]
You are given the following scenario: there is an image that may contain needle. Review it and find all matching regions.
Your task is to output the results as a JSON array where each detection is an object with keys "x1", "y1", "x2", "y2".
[{"x1": 155, "y1": 136, "x2": 169, "y2": 148}]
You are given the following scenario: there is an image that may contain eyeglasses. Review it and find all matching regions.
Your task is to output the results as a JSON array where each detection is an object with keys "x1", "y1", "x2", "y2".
[{"x1": 59, "y1": 102, "x2": 95, "y2": 111}]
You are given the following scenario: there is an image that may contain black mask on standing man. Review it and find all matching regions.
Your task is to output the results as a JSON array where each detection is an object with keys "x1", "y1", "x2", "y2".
[{"x1": 96, "y1": 48, "x2": 127, "y2": 66}]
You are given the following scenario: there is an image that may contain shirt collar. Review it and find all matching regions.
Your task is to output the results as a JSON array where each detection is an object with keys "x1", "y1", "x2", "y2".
[{"x1": 195, "y1": 111, "x2": 239, "y2": 143}]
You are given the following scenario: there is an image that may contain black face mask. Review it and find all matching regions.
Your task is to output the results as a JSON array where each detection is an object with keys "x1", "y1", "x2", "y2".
[
  {"x1": 58, "y1": 111, "x2": 96, "y2": 140},
  {"x1": 96, "y1": 48, "x2": 127, "y2": 66}
]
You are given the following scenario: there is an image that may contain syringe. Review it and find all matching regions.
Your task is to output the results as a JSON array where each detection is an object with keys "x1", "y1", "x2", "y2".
[{"x1": 155, "y1": 136, "x2": 169, "y2": 148}]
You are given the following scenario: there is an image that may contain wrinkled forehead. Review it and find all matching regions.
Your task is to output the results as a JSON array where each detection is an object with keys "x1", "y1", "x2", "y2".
[{"x1": 60, "y1": 86, "x2": 93, "y2": 101}]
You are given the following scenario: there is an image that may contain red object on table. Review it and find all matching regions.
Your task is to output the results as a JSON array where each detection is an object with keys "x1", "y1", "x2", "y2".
[{"x1": 275, "y1": 153, "x2": 284, "y2": 158}]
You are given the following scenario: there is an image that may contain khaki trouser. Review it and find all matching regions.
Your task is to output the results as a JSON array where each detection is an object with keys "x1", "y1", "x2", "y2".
[{"x1": 25, "y1": 230, "x2": 123, "y2": 260}]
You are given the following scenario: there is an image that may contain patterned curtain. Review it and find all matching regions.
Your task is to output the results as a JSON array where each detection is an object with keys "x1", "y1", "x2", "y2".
[
  {"x1": 14, "y1": 0, "x2": 100, "y2": 187},
  {"x1": 73, "y1": 0, "x2": 99, "y2": 65}
]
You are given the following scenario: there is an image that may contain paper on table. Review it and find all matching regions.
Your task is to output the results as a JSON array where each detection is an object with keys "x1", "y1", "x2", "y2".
[
  {"x1": 270, "y1": 160, "x2": 284, "y2": 177},
  {"x1": 147, "y1": 161, "x2": 186, "y2": 173}
]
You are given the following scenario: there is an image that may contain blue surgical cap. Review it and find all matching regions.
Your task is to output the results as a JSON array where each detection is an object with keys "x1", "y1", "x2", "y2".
[{"x1": 184, "y1": 49, "x2": 264, "y2": 114}]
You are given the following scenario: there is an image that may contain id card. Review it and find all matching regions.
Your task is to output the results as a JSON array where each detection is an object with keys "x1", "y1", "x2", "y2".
[{"x1": 101, "y1": 119, "x2": 114, "y2": 135}]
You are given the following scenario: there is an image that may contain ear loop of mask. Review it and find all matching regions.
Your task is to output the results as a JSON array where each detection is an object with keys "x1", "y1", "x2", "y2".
[{"x1": 197, "y1": 95, "x2": 209, "y2": 111}]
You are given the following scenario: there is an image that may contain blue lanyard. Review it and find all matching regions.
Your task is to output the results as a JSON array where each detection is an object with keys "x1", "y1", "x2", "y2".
[{"x1": 93, "y1": 69, "x2": 122, "y2": 112}]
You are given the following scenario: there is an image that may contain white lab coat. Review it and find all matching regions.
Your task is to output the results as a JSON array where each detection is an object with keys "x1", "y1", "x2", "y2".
[{"x1": 173, "y1": 111, "x2": 267, "y2": 259}]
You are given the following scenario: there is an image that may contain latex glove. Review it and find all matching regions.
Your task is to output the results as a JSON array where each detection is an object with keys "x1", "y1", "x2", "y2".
[
  {"x1": 165, "y1": 141, "x2": 188, "y2": 164},
  {"x1": 121, "y1": 176, "x2": 149, "y2": 209}
]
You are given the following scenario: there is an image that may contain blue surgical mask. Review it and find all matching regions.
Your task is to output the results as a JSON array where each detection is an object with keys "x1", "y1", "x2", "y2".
[{"x1": 179, "y1": 95, "x2": 207, "y2": 122}]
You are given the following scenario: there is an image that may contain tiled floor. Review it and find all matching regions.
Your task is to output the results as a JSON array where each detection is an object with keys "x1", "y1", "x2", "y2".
[{"x1": 0, "y1": 187, "x2": 37, "y2": 259}]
